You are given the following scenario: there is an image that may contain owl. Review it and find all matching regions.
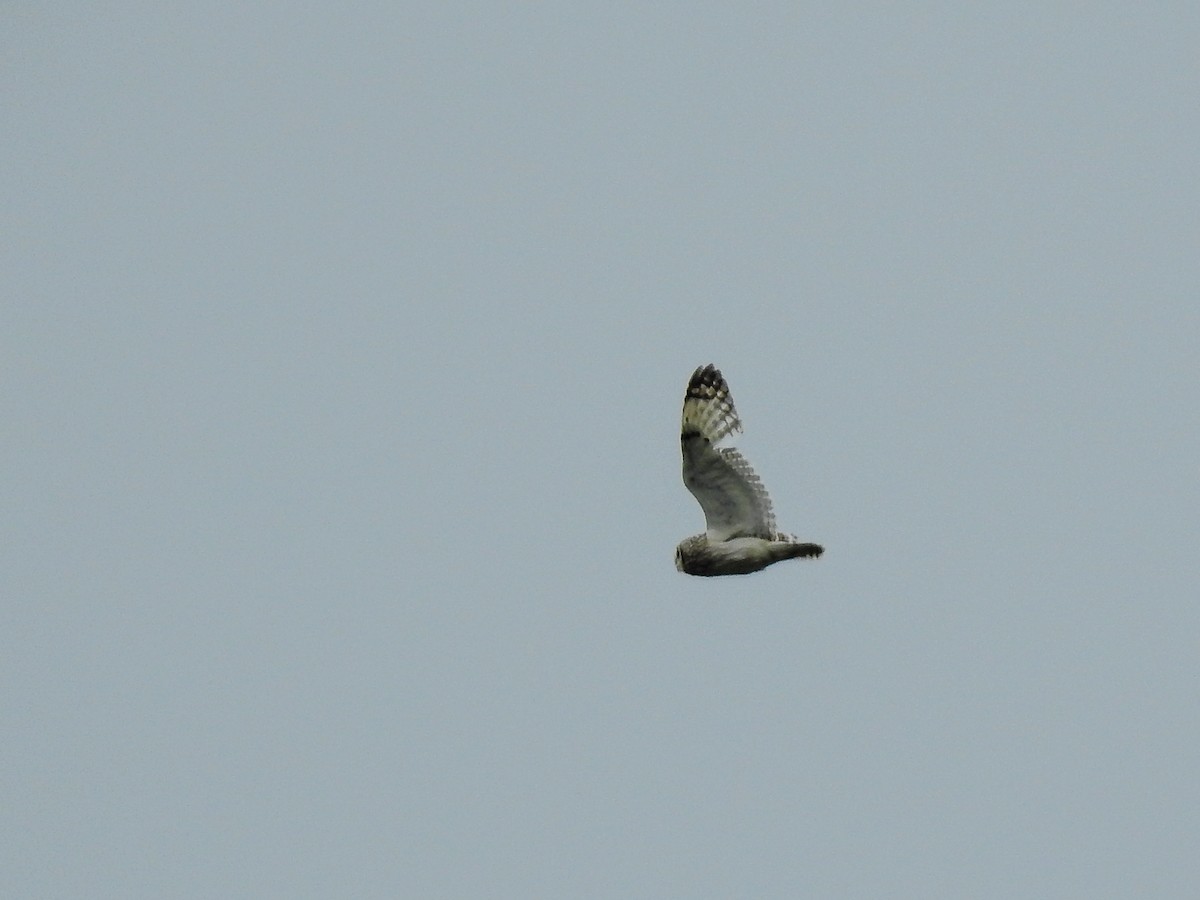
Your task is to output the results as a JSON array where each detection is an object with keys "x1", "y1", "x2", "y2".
[{"x1": 675, "y1": 364, "x2": 824, "y2": 576}]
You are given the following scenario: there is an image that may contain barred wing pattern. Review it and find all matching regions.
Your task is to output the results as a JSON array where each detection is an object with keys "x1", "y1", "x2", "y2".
[{"x1": 681, "y1": 365, "x2": 776, "y2": 541}]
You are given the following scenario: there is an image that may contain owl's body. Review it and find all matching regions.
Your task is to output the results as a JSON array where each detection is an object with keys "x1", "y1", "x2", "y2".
[
  {"x1": 675, "y1": 534, "x2": 820, "y2": 577},
  {"x1": 675, "y1": 364, "x2": 823, "y2": 577}
]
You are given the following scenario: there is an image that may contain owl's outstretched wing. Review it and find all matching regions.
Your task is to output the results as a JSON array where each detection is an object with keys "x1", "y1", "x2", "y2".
[{"x1": 680, "y1": 364, "x2": 777, "y2": 542}]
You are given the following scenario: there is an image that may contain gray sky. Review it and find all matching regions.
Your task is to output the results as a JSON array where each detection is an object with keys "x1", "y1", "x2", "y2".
[{"x1": 5, "y1": 3, "x2": 1198, "y2": 897}]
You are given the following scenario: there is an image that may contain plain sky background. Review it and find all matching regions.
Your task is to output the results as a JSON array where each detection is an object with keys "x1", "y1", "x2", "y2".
[{"x1": 4, "y1": 3, "x2": 1198, "y2": 897}]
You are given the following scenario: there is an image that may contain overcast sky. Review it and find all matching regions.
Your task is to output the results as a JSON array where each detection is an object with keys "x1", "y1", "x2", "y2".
[{"x1": 5, "y1": 3, "x2": 1198, "y2": 897}]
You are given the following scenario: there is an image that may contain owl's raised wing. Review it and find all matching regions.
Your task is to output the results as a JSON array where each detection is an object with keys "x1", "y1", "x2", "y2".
[{"x1": 680, "y1": 365, "x2": 777, "y2": 542}]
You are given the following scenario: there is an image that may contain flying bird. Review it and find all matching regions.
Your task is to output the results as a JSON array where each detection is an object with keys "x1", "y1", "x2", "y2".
[{"x1": 675, "y1": 364, "x2": 824, "y2": 576}]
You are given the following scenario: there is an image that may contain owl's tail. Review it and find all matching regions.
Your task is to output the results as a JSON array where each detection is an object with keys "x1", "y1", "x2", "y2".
[{"x1": 774, "y1": 540, "x2": 824, "y2": 561}]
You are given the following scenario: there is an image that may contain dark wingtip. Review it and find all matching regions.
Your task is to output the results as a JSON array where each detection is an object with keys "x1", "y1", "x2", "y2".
[{"x1": 686, "y1": 363, "x2": 725, "y2": 398}]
